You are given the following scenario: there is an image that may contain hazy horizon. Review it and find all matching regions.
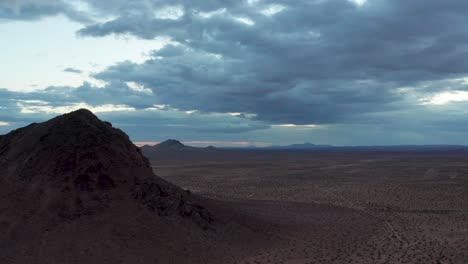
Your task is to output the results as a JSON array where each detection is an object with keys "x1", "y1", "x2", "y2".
[{"x1": 135, "y1": 139, "x2": 468, "y2": 148}]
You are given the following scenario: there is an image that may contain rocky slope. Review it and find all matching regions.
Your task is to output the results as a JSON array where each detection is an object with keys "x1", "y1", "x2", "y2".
[
  {"x1": 0, "y1": 109, "x2": 212, "y2": 224},
  {"x1": 0, "y1": 109, "x2": 227, "y2": 264}
]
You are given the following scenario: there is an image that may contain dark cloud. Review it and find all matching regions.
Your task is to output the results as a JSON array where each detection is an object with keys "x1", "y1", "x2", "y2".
[
  {"x1": 93, "y1": 45, "x2": 403, "y2": 124},
  {"x1": 22, "y1": 82, "x2": 158, "y2": 109},
  {"x1": 1, "y1": 83, "x2": 468, "y2": 145},
  {"x1": 3, "y1": 0, "x2": 468, "y2": 144},
  {"x1": 0, "y1": 0, "x2": 92, "y2": 23},
  {"x1": 72, "y1": 0, "x2": 468, "y2": 125},
  {"x1": 63, "y1": 67, "x2": 82, "y2": 74},
  {"x1": 0, "y1": 85, "x2": 269, "y2": 140}
]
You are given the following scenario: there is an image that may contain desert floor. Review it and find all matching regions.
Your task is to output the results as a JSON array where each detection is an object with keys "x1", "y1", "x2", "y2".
[{"x1": 151, "y1": 150, "x2": 468, "y2": 264}]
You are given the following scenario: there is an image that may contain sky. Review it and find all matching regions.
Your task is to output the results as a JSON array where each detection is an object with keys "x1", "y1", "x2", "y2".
[{"x1": 1, "y1": 0, "x2": 468, "y2": 146}]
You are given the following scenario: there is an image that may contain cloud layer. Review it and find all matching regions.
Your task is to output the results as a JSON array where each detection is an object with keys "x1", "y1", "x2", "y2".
[
  {"x1": 78, "y1": 0, "x2": 468, "y2": 124},
  {"x1": 1, "y1": 0, "x2": 468, "y2": 145},
  {"x1": 0, "y1": 0, "x2": 92, "y2": 23}
]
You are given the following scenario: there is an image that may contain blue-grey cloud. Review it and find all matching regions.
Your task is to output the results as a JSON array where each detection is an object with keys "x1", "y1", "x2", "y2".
[
  {"x1": 63, "y1": 67, "x2": 82, "y2": 74},
  {"x1": 3, "y1": 0, "x2": 468, "y2": 145},
  {"x1": 0, "y1": 84, "x2": 270, "y2": 140},
  {"x1": 0, "y1": 0, "x2": 92, "y2": 23},
  {"x1": 1, "y1": 82, "x2": 468, "y2": 145},
  {"x1": 71, "y1": 0, "x2": 468, "y2": 126}
]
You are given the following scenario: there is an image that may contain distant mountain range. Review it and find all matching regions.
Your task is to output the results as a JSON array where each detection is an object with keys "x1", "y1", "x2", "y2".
[
  {"x1": 338, "y1": 145, "x2": 468, "y2": 151},
  {"x1": 141, "y1": 140, "x2": 468, "y2": 153},
  {"x1": 246, "y1": 143, "x2": 468, "y2": 151}
]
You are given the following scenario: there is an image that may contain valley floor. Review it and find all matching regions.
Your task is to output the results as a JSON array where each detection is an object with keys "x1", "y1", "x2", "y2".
[{"x1": 151, "y1": 150, "x2": 468, "y2": 264}]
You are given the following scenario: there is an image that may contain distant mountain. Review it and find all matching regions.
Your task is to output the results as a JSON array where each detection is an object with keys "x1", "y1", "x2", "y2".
[
  {"x1": 205, "y1": 145, "x2": 217, "y2": 150},
  {"x1": 141, "y1": 140, "x2": 468, "y2": 153},
  {"x1": 142, "y1": 139, "x2": 195, "y2": 151},
  {"x1": 141, "y1": 139, "x2": 219, "y2": 158}
]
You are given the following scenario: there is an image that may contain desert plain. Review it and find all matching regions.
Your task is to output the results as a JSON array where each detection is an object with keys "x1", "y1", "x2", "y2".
[
  {"x1": 1, "y1": 111, "x2": 467, "y2": 264},
  {"x1": 148, "y1": 149, "x2": 468, "y2": 263}
]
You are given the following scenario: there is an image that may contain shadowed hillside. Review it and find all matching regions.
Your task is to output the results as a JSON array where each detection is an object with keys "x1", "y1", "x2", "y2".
[{"x1": 0, "y1": 109, "x2": 270, "y2": 264}]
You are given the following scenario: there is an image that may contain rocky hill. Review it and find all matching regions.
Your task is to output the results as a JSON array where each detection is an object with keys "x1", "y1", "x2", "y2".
[{"x1": 0, "y1": 109, "x2": 227, "y2": 263}]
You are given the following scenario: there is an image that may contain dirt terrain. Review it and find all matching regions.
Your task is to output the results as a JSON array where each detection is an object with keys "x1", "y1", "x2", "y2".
[
  {"x1": 151, "y1": 150, "x2": 468, "y2": 263},
  {"x1": 1, "y1": 110, "x2": 467, "y2": 263},
  {"x1": 0, "y1": 110, "x2": 289, "y2": 264}
]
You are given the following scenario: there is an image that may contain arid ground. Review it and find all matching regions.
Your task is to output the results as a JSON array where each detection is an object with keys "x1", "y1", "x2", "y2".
[
  {"x1": 150, "y1": 149, "x2": 468, "y2": 263},
  {"x1": 1, "y1": 111, "x2": 467, "y2": 263}
]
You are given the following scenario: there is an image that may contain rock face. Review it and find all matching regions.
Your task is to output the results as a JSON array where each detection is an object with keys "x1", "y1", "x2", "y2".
[
  {"x1": 0, "y1": 109, "x2": 276, "y2": 264},
  {"x1": 0, "y1": 109, "x2": 212, "y2": 225}
]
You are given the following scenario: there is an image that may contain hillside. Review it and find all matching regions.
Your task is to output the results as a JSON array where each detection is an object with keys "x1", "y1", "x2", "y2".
[{"x1": 0, "y1": 109, "x2": 266, "y2": 263}]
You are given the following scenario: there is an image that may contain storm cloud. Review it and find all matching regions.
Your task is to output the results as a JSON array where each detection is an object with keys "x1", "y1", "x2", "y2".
[
  {"x1": 0, "y1": 0, "x2": 92, "y2": 23},
  {"x1": 76, "y1": 0, "x2": 468, "y2": 125},
  {"x1": 1, "y1": 0, "x2": 468, "y2": 145}
]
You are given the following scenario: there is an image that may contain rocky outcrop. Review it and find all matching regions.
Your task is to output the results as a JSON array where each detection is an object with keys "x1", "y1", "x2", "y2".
[{"x1": 0, "y1": 109, "x2": 213, "y2": 227}]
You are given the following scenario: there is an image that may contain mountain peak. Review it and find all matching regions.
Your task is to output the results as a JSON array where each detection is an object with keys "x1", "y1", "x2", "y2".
[
  {"x1": 0, "y1": 110, "x2": 212, "y2": 226},
  {"x1": 49, "y1": 108, "x2": 110, "y2": 132},
  {"x1": 160, "y1": 139, "x2": 184, "y2": 146},
  {"x1": 0, "y1": 108, "x2": 150, "y2": 182},
  {"x1": 66, "y1": 108, "x2": 95, "y2": 118},
  {"x1": 54, "y1": 108, "x2": 101, "y2": 126},
  {"x1": 156, "y1": 139, "x2": 187, "y2": 150}
]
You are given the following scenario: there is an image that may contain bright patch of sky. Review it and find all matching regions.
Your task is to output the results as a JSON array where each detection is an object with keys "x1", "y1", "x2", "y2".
[
  {"x1": 68, "y1": 0, "x2": 93, "y2": 14},
  {"x1": 247, "y1": 0, "x2": 262, "y2": 5},
  {"x1": 153, "y1": 5, "x2": 185, "y2": 20},
  {"x1": 17, "y1": 100, "x2": 136, "y2": 114},
  {"x1": 348, "y1": 0, "x2": 367, "y2": 6},
  {"x1": 144, "y1": 104, "x2": 168, "y2": 111},
  {"x1": 272, "y1": 124, "x2": 320, "y2": 128},
  {"x1": 198, "y1": 9, "x2": 254, "y2": 26},
  {"x1": 234, "y1": 17, "x2": 255, "y2": 26},
  {"x1": 260, "y1": 4, "x2": 286, "y2": 16},
  {"x1": 126, "y1": 82, "x2": 153, "y2": 94},
  {"x1": 420, "y1": 91, "x2": 468, "y2": 105},
  {"x1": 198, "y1": 8, "x2": 226, "y2": 18},
  {"x1": 0, "y1": 15, "x2": 170, "y2": 92}
]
